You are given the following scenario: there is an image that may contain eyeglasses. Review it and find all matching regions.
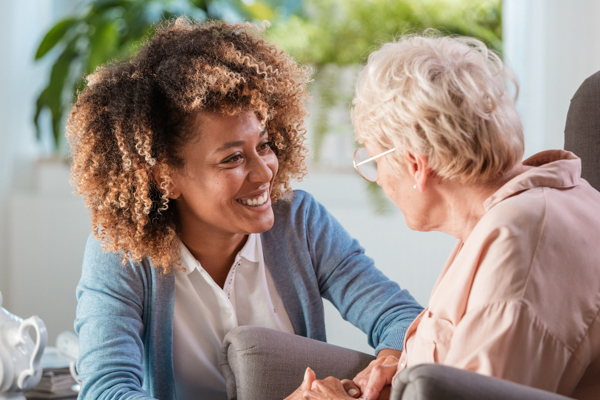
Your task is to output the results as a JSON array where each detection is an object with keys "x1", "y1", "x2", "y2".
[{"x1": 353, "y1": 147, "x2": 396, "y2": 182}]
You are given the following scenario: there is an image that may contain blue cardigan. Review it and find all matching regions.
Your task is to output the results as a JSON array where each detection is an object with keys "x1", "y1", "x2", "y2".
[{"x1": 75, "y1": 190, "x2": 423, "y2": 400}]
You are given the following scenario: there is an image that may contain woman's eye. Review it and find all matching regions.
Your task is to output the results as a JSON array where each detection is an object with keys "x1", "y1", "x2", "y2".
[
  {"x1": 259, "y1": 141, "x2": 273, "y2": 152},
  {"x1": 223, "y1": 154, "x2": 243, "y2": 164}
]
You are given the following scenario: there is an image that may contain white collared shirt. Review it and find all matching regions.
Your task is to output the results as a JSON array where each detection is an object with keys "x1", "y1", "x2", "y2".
[{"x1": 173, "y1": 234, "x2": 294, "y2": 400}]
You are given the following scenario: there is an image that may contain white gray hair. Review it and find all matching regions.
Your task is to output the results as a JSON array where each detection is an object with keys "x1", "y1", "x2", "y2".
[{"x1": 352, "y1": 32, "x2": 524, "y2": 184}]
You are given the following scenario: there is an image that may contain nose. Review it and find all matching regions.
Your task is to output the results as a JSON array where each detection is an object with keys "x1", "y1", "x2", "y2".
[{"x1": 247, "y1": 153, "x2": 275, "y2": 183}]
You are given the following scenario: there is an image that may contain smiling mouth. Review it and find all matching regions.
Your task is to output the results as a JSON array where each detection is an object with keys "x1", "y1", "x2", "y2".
[{"x1": 236, "y1": 191, "x2": 269, "y2": 207}]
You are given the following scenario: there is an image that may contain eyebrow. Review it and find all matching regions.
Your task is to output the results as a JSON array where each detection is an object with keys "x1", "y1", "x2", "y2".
[{"x1": 213, "y1": 129, "x2": 267, "y2": 153}]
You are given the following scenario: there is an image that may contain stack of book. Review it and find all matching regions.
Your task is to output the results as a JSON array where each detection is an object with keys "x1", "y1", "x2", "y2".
[{"x1": 26, "y1": 348, "x2": 78, "y2": 399}]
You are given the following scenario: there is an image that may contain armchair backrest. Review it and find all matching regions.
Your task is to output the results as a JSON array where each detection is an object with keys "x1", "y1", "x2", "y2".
[{"x1": 564, "y1": 70, "x2": 600, "y2": 191}]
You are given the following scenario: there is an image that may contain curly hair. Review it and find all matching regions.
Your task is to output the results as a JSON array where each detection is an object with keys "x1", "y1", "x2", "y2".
[{"x1": 68, "y1": 18, "x2": 310, "y2": 273}]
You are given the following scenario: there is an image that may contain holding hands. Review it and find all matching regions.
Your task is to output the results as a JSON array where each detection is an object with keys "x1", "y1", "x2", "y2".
[
  {"x1": 286, "y1": 352, "x2": 400, "y2": 400},
  {"x1": 285, "y1": 368, "x2": 357, "y2": 400},
  {"x1": 351, "y1": 354, "x2": 400, "y2": 400}
]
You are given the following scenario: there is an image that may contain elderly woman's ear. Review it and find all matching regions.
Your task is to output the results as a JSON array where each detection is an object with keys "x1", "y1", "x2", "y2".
[{"x1": 404, "y1": 151, "x2": 431, "y2": 192}]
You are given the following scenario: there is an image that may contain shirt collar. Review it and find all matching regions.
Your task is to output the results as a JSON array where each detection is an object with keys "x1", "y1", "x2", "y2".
[
  {"x1": 483, "y1": 150, "x2": 581, "y2": 211},
  {"x1": 179, "y1": 241, "x2": 198, "y2": 275},
  {"x1": 238, "y1": 233, "x2": 260, "y2": 264},
  {"x1": 178, "y1": 233, "x2": 261, "y2": 275}
]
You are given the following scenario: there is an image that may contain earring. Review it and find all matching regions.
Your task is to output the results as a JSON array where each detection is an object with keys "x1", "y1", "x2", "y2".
[
  {"x1": 170, "y1": 192, "x2": 174, "y2": 196},
  {"x1": 413, "y1": 185, "x2": 417, "y2": 190}
]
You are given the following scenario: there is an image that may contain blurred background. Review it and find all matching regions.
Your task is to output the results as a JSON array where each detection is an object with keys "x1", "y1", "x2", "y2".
[{"x1": 0, "y1": 0, "x2": 598, "y2": 352}]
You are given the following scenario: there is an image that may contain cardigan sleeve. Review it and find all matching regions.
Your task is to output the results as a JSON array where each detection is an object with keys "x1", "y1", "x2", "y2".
[
  {"x1": 302, "y1": 191, "x2": 424, "y2": 352},
  {"x1": 75, "y1": 234, "x2": 157, "y2": 400}
]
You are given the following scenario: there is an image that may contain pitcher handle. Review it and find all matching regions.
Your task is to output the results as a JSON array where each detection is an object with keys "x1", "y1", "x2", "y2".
[{"x1": 16, "y1": 316, "x2": 48, "y2": 390}]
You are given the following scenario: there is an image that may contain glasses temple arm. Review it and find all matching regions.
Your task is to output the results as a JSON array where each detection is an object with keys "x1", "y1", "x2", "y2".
[{"x1": 354, "y1": 148, "x2": 396, "y2": 167}]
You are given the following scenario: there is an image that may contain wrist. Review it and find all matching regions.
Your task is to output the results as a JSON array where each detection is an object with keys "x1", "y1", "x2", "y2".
[{"x1": 376, "y1": 348, "x2": 402, "y2": 360}]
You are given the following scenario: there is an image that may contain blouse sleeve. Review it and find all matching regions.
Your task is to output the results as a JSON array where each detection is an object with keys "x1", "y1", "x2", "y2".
[{"x1": 75, "y1": 234, "x2": 157, "y2": 400}]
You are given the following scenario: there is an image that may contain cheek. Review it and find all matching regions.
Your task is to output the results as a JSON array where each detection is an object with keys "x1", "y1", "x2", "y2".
[
  {"x1": 378, "y1": 168, "x2": 404, "y2": 207},
  {"x1": 381, "y1": 178, "x2": 400, "y2": 204},
  {"x1": 377, "y1": 165, "x2": 395, "y2": 193},
  {"x1": 185, "y1": 168, "x2": 239, "y2": 199}
]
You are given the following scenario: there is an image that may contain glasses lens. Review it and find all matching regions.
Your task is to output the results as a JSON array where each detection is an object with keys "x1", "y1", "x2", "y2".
[{"x1": 355, "y1": 147, "x2": 378, "y2": 182}]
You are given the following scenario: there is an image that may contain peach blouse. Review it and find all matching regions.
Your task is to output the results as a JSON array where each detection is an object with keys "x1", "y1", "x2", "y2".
[{"x1": 396, "y1": 150, "x2": 600, "y2": 399}]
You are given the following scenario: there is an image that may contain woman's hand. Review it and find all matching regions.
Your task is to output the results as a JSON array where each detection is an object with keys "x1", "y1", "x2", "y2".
[
  {"x1": 302, "y1": 377, "x2": 357, "y2": 400},
  {"x1": 285, "y1": 368, "x2": 360, "y2": 400},
  {"x1": 351, "y1": 354, "x2": 399, "y2": 400}
]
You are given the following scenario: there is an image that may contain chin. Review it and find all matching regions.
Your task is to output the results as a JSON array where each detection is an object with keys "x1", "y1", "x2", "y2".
[
  {"x1": 403, "y1": 215, "x2": 425, "y2": 232},
  {"x1": 245, "y1": 211, "x2": 275, "y2": 234},
  {"x1": 251, "y1": 221, "x2": 275, "y2": 234}
]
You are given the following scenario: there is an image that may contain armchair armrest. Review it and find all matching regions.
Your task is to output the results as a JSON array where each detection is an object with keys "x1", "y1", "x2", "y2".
[
  {"x1": 220, "y1": 326, "x2": 572, "y2": 400},
  {"x1": 220, "y1": 326, "x2": 375, "y2": 400},
  {"x1": 392, "y1": 364, "x2": 573, "y2": 400}
]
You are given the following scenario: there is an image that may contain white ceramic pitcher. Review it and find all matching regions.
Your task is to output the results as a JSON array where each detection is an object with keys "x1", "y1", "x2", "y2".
[{"x1": 0, "y1": 291, "x2": 48, "y2": 400}]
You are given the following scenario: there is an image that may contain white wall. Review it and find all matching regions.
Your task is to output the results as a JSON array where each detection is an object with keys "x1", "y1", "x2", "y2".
[
  {"x1": 0, "y1": 0, "x2": 82, "y2": 343},
  {"x1": 8, "y1": 164, "x2": 91, "y2": 345},
  {"x1": 0, "y1": 0, "x2": 56, "y2": 304},
  {"x1": 503, "y1": 0, "x2": 600, "y2": 157}
]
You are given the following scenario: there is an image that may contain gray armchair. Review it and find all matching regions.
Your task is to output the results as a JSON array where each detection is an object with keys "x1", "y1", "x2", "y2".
[
  {"x1": 221, "y1": 326, "x2": 572, "y2": 400},
  {"x1": 221, "y1": 326, "x2": 374, "y2": 400},
  {"x1": 564, "y1": 70, "x2": 600, "y2": 191}
]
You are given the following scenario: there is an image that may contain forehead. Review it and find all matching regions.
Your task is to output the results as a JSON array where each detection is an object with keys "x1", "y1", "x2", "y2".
[{"x1": 191, "y1": 111, "x2": 263, "y2": 144}]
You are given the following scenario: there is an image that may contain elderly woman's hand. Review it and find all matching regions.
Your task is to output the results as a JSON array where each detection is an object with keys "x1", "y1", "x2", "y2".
[
  {"x1": 351, "y1": 354, "x2": 399, "y2": 400},
  {"x1": 301, "y1": 377, "x2": 356, "y2": 400},
  {"x1": 301, "y1": 374, "x2": 357, "y2": 400},
  {"x1": 285, "y1": 368, "x2": 361, "y2": 400}
]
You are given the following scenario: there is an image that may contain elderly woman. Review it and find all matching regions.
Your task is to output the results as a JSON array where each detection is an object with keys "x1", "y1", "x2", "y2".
[
  {"x1": 69, "y1": 19, "x2": 423, "y2": 400},
  {"x1": 297, "y1": 34, "x2": 600, "y2": 400}
]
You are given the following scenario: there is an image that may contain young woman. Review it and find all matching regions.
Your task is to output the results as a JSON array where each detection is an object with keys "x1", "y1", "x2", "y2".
[{"x1": 70, "y1": 18, "x2": 423, "y2": 400}]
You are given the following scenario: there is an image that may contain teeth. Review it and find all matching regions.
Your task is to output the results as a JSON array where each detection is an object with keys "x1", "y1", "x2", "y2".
[{"x1": 238, "y1": 192, "x2": 268, "y2": 207}]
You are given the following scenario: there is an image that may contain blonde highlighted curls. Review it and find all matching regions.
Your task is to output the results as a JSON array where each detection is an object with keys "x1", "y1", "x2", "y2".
[
  {"x1": 352, "y1": 32, "x2": 524, "y2": 184},
  {"x1": 68, "y1": 18, "x2": 310, "y2": 273}
]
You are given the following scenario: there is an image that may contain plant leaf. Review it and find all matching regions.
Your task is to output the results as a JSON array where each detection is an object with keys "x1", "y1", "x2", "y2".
[
  {"x1": 33, "y1": 88, "x2": 49, "y2": 141},
  {"x1": 86, "y1": 20, "x2": 120, "y2": 74},
  {"x1": 35, "y1": 17, "x2": 79, "y2": 60},
  {"x1": 89, "y1": 0, "x2": 125, "y2": 15},
  {"x1": 48, "y1": 46, "x2": 77, "y2": 110},
  {"x1": 51, "y1": 104, "x2": 65, "y2": 152},
  {"x1": 243, "y1": 1, "x2": 276, "y2": 21},
  {"x1": 34, "y1": 44, "x2": 78, "y2": 150}
]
